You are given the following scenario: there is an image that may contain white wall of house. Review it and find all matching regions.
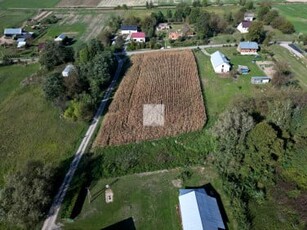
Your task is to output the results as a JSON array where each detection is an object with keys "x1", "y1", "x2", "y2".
[
  {"x1": 121, "y1": 29, "x2": 138, "y2": 35},
  {"x1": 237, "y1": 23, "x2": 249, "y2": 33},
  {"x1": 132, "y1": 37, "x2": 145, "y2": 42},
  {"x1": 214, "y1": 63, "x2": 231, "y2": 73}
]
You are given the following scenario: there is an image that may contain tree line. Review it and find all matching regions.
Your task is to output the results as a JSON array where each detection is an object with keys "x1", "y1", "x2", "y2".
[{"x1": 211, "y1": 90, "x2": 307, "y2": 228}]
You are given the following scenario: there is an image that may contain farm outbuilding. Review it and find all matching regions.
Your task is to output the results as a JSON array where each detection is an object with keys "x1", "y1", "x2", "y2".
[
  {"x1": 54, "y1": 34, "x2": 67, "y2": 42},
  {"x1": 17, "y1": 38, "x2": 26, "y2": 48},
  {"x1": 251, "y1": 76, "x2": 271, "y2": 84},
  {"x1": 62, "y1": 64, "x2": 75, "y2": 77},
  {"x1": 210, "y1": 51, "x2": 231, "y2": 73},
  {"x1": 238, "y1": 65, "x2": 250, "y2": 74},
  {"x1": 237, "y1": 41, "x2": 259, "y2": 55},
  {"x1": 4, "y1": 28, "x2": 23, "y2": 38},
  {"x1": 120, "y1": 25, "x2": 138, "y2": 35},
  {"x1": 178, "y1": 188, "x2": 225, "y2": 230}
]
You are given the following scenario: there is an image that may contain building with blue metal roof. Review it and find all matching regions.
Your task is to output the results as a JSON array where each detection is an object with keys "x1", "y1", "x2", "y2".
[
  {"x1": 4, "y1": 28, "x2": 23, "y2": 37},
  {"x1": 238, "y1": 41, "x2": 259, "y2": 55},
  {"x1": 210, "y1": 51, "x2": 231, "y2": 73},
  {"x1": 179, "y1": 188, "x2": 225, "y2": 230}
]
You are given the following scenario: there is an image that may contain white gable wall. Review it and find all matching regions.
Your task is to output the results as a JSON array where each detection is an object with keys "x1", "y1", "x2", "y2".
[
  {"x1": 237, "y1": 23, "x2": 249, "y2": 33},
  {"x1": 214, "y1": 63, "x2": 230, "y2": 73}
]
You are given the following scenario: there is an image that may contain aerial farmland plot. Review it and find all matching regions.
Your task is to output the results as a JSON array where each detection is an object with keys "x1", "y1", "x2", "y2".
[{"x1": 95, "y1": 50, "x2": 206, "y2": 146}]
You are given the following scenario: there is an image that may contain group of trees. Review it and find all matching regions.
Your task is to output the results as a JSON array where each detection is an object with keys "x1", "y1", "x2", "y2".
[
  {"x1": 40, "y1": 39, "x2": 116, "y2": 121},
  {"x1": 0, "y1": 161, "x2": 56, "y2": 228},
  {"x1": 211, "y1": 91, "x2": 307, "y2": 228},
  {"x1": 257, "y1": 3, "x2": 295, "y2": 34}
]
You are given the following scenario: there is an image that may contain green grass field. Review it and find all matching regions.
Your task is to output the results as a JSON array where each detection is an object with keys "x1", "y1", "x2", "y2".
[
  {"x1": 0, "y1": 0, "x2": 60, "y2": 9},
  {"x1": 194, "y1": 47, "x2": 266, "y2": 125},
  {"x1": 0, "y1": 64, "x2": 87, "y2": 185},
  {"x1": 0, "y1": 10, "x2": 34, "y2": 36},
  {"x1": 274, "y1": 4, "x2": 307, "y2": 34},
  {"x1": 64, "y1": 167, "x2": 234, "y2": 230},
  {"x1": 269, "y1": 45, "x2": 307, "y2": 89}
]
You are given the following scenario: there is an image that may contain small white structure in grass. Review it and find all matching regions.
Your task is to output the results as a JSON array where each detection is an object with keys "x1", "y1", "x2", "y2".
[
  {"x1": 251, "y1": 76, "x2": 272, "y2": 84},
  {"x1": 17, "y1": 38, "x2": 26, "y2": 48},
  {"x1": 105, "y1": 185, "x2": 114, "y2": 203},
  {"x1": 62, "y1": 64, "x2": 75, "y2": 77},
  {"x1": 210, "y1": 51, "x2": 231, "y2": 73},
  {"x1": 54, "y1": 34, "x2": 67, "y2": 42}
]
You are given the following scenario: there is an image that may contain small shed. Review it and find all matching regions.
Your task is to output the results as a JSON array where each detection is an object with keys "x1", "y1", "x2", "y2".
[
  {"x1": 54, "y1": 34, "x2": 67, "y2": 42},
  {"x1": 238, "y1": 65, "x2": 249, "y2": 74},
  {"x1": 62, "y1": 64, "x2": 75, "y2": 77},
  {"x1": 17, "y1": 38, "x2": 26, "y2": 48},
  {"x1": 251, "y1": 76, "x2": 271, "y2": 84},
  {"x1": 105, "y1": 185, "x2": 114, "y2": 204}
]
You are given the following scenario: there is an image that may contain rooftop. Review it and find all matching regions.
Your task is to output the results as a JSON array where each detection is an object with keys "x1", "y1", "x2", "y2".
[
  {"x1": 239, "y1": 41, "x2": 259, "y2": 50},
  {"x1": 241, "y1": 21, "x2": 252, "y2": 28},
  {"x1": 121, "y1": 25, "x2": 138, "y2": 31},
  {"x1": 210, "y1": 51, "x2": 230, "y2": 68},
  {"x1": 131, "y1": 32, "x2": 145, "y2": 38},
  {"x1": 179, "y1": 188, "x2": 225, "y2": 230},
  {"x1": 4, "y1": 28, "x2": 22, "y2": 35}
]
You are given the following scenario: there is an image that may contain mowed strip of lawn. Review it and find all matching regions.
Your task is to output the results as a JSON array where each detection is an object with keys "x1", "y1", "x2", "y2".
[
  {"x1": 0, "y1": 64, "x2": 87, "y2": 185},
  {"x1": 64, "y1": 167, "x2": 234, "y2": 230},
  {"x1": 193, "y1": 48, "x2": 266, "y2": 126},
  {"x1": 274, "y1": 4, "x2": 307, "y2": 34},
  {"x1": 0, "y1": 0, "x2": 60, "y2": 8}
]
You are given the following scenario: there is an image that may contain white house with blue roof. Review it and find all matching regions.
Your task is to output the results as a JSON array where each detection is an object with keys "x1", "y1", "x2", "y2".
[
  {"x1": 179, "y1": 188, "x2": 225, "y2": 230},
  {"x1": 237, "y1": 41, "x2": 259, "y2": 55},
  {"x1": 210, "y1": 51, "x2": 231, "y2": 73}
]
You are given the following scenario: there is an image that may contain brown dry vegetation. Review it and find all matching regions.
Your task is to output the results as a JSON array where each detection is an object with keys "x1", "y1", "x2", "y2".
[{"x1": 95, "y1": 50, "x2": 206, "y2": 146}]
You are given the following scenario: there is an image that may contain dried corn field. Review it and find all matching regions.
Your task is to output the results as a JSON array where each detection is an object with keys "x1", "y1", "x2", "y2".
[{"x1": 95, "y1": 50, "x2": 206, "y2": 146}]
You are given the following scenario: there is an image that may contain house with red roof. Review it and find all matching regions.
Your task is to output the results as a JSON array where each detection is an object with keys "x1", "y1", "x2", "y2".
[{"x1": 131, "y1": 32, "x2": 146, "y2": 42}]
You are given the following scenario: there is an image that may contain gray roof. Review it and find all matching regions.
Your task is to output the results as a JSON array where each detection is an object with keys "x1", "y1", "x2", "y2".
[
  {"x1": 4, "y1": 28, "x2": 22, "y2": 35},
  {"x1": 239, "y1": 41, "x2": 259, "y2": 50},
  {"x1": 179, "y1": 189, "x2": 225, "y2": 230},
  {"x1": 56, "y1": 34, "x2": 67, "y2": 39},
  {"x1": 244, "y1": 12, "x2": 255, "y2": 17},
  {"x1": 210, "y1": 51, "x2": 230, "y2": 68},
  {"x1": 121, "y1": 25, "x2": 138, "y2": 31},
  {"x1": 62, "y1": 64, "x2": 75, "y2": 74}
]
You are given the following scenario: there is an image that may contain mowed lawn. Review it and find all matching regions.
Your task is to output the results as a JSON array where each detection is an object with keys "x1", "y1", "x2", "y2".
[
  {"x1": 64, "y1": 167, "x2": 234, "y2": 230},
  {"x1": 0, "y1": 0, "x2": 60, "y2": 8},
  {"x1": 194, "y1": 47, "x2": 266, "y2": 126},
  {"x1": 275, "y1": 4, "x2": 307, "y2": 34},
  {"x1": 0, "y1": 64, "x2": 87, "y2": 185}
]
